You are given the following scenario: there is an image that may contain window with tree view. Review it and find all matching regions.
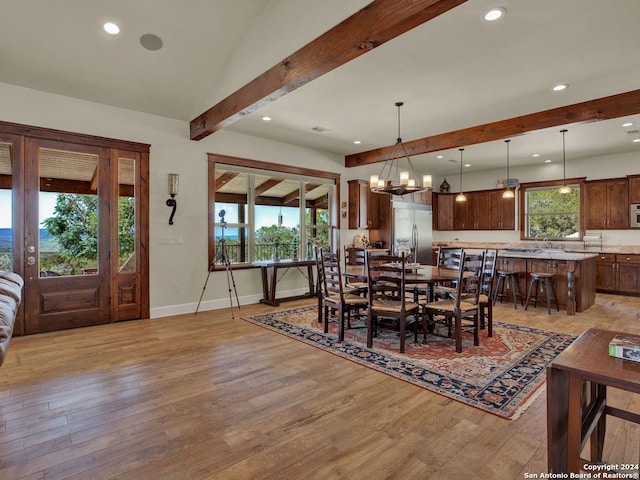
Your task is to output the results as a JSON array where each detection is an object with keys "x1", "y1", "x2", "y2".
[
  {"x1": 209, "y1": 156, "x2": 337, "y2": 267},
  {"x1": 523, "y1": 183, "x2": 581, "y2": 240}
]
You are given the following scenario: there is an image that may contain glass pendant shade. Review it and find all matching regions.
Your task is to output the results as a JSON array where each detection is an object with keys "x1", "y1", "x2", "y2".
[
  {"x1": 502, "y1": 139, "x2": 514, "y2": 199},
  {"x1": 558, "y1": 129, "x2": 571, "y2": 194},
  {"x1": 456, "y1": 148, "x2": 467, "y2": 202}
]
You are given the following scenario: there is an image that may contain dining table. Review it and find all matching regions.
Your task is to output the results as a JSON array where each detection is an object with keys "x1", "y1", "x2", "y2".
[{"x1": 401, "y1": 265, "x2": 462, "y2": 300}]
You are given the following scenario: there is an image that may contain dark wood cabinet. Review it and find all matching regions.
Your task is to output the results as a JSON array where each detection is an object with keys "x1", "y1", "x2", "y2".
[
  {"x1": 348, "y1": 180, "x2": 379, "y2": 229},
  {"x1": 489, "y1": 190, "x2": 516, "y2": 229},
  {"x1": 454, "y1": 191, "x2": 491, "y2": 229},
  {"x1": 585, "y1": 179, "x2": 629, "y2": 229},
  {"x1": 630, "y1": 175, "x2": 640, "y2": 204},
  {"x1": 595, "y1": 253, "x2": 617, "y2": 292},
  {"x1": 406, "y1": 190, "x2": 432, "y2": 205},
  {"x1": 595, "y1": 253, "x2": 640, "y2": 295},
  {"x1": 436, "y1": 189, "x2": 515, "y2": 231},
  {"x1": 616, "y1": 254, "x2": 640, "y2": 294},
  {"x1": 433, "y1": 193, "x2": 454, "y2": 231}
]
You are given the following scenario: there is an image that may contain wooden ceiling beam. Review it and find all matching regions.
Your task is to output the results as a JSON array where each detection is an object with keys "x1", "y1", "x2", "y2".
[
  {"x1": 345, "y1": 89, "x2": 640, "y2": 167},
  {"x1": 255, "y1": 178, "x2": 285, "y2": 196},
  {"x1": 190, "y1": 0, "x2": 467, "y2": 141},
  {"x1": 215, "y1": 171, "x2": 239, "y2": 191}
]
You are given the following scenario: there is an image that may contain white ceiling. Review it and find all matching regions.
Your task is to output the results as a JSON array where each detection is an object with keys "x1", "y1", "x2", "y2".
[{"x1": 1, "y1": 0, "x2": 639, "y2": 176}]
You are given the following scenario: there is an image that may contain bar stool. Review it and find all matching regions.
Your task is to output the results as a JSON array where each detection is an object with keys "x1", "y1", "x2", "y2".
[
  {"x1": 525, "y1": 272, "x2": 559, "y2": 314},
  {"x1": 492, "y1": 270, "x2": 524, "y2": 309}
]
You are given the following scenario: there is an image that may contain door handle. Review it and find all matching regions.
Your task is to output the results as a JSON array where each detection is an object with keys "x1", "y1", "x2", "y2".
[{"x1": 27, "y1": 256, "x2": 36, "y2": 265}]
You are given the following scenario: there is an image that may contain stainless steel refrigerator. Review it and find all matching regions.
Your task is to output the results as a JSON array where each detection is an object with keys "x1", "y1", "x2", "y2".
[{"x1": 392, "y1": 200, "x2": 433, "y2": 264}]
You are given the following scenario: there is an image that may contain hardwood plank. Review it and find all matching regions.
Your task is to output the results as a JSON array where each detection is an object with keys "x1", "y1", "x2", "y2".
[{"x1": 1, "y1": 294, "x2": 639, "y2": 479}]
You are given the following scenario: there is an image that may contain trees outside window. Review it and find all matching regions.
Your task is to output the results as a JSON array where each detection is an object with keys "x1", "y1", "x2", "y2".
[{"x1": 523, "y1": 184, "x2": 581, "y2": 239}]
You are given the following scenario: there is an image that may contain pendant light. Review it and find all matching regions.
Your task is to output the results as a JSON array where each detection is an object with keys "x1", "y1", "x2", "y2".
[
  {"x1": 558, "y1": 129, "x2": 572, "y2": 194},
  {"x1": 502, "y1": 139, "x2": 515, "y2": 199},
  {"x1": 369, "y1": 102, "x2": 432, "y2": 195},
  {"x1": 455, "y1": 148, "x2": 467, "y2": 202}
]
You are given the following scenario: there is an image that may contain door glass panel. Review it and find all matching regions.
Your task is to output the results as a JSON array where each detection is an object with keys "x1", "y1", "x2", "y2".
[
  {"x1": 0, "y1": 143, "x2": 12, "y2": 270},
  {"x1": 39, "y1": 148, "x2": 99, "y2": 276},
  {"x1": 118, "y1": 156, "x2": 136, "y2": 272}
]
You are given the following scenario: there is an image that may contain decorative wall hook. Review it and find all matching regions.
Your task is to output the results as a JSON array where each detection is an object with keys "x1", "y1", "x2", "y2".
[{"x1": 167, "y1": 173, "x2": 179, "y2": 225}]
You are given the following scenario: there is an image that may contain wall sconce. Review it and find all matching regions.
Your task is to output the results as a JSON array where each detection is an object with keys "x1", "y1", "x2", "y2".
[{"x1": 166, "y1": 173, "x2": 179, "y2": 225}]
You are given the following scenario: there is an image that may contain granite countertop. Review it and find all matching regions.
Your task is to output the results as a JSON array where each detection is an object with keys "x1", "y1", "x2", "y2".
[{"x1": 497, "y1": 248, "x2": 599, "y2": 261}]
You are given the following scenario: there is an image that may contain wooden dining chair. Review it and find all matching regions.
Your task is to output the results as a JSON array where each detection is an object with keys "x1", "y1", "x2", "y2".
[
  {"x1": 315, "y1": 247, "x2": 326, "y2": 324},
  {"x1": 433, "y1": 247, "x2": 463, "y2": 299},
  {"x1": 343, "y1": 246, "x2": 368, "y2": 294},
  {"x1": 319, "y1": 249, "x2": 368, "y2": 342},
  {"x1": 421, "y1": 251, "x2": 481, "y2": 353},
  {"x1": 477, "y1": 249, "x2": 498, "y2": 337},
  {"x1": 366, "y1": 252, "x2": 419, "y2": 354}
]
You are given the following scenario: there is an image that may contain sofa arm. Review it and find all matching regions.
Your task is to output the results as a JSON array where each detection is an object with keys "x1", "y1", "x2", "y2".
[{"x1": 0, "y1": 271, "x2": 24, "y2": 367}]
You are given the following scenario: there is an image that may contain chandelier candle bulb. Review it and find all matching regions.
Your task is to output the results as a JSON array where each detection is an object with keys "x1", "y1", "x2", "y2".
[
  {"x1": 369, "y1": 174, "x2": 379, "y2": 188},
  {"x1": 408, "y1": 178, "x2": 415, "y2": 187},
  {"x1": 423, "y1": 175, "x2": 432, "y2": 188},
  {"x1": 400, "y1": 171, "x2": 409, "y2": 185}
]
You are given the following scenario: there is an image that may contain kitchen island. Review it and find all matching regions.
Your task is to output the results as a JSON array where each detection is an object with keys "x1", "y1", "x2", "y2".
[{"x1": 497, "y1": 249, "x2": 598, "y2": 315}]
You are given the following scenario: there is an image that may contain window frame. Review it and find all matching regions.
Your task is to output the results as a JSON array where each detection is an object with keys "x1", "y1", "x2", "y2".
[
  {"x1": 519, "y1": 177, "x2": 586, "y2": 241},
  {"x1": 207, "y1": 153, "x2": 340, "y2": 270}
]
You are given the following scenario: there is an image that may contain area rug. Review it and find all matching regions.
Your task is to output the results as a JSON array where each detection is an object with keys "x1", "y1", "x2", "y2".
[{"x1": 241, "y1": 306, "x2": 576, "y2": 420}]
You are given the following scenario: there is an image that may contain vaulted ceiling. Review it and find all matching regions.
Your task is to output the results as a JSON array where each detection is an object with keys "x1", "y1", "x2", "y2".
[{"x1": 1, "y1": 0, "x2": 639, "y2": 176}]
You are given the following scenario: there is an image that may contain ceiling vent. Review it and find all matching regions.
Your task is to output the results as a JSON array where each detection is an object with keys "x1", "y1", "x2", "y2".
[
  {"x1": 626, "y1": 129, "x2": 640, "y2": 135},
  {"x1": 311, "y1": 126, "x2": 329, "y2": 133}
]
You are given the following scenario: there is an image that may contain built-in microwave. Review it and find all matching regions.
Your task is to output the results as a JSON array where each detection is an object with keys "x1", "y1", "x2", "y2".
[{"x1": 632, "y1": 204, "x2": 640, "y2": 228}]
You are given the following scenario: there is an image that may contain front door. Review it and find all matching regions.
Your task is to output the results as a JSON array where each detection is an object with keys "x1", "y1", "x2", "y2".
[
  {"x1": 0, "y1": 122, "x2": 149, "y2": 335},
  {"x1": 23, "y1": 138, "x2": 111, "y2": 333}
]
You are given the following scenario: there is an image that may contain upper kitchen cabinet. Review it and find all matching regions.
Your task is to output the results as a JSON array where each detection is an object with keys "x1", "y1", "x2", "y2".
[
  {"x1": 348, "y1": 179, "x2": 381, "y2": 229},
  {"x1": 489, "y1": 190, "x2": 516, "y2": 230},
  {"x1": 629, "y1": 175, "x2": 640, "y2": 204},
  {"x1": 585, "y1": 178, "x2": 629, "y2": 229},
  {"x1": 433, "y1": 193, "x2": 454, "y2": 231},
  {"x1": 435, "y1": 189, "x2": 515, "y2": 231}
]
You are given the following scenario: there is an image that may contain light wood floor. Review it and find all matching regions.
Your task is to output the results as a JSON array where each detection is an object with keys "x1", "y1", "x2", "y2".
[{"x1": 1, "y1": 294, "x2": 639, "y2": 480}]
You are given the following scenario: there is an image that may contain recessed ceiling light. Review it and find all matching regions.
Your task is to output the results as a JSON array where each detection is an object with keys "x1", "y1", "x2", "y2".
[
  {"x1": 532, "y1": 154, "x2": 540, "y2": 158},
  {"x1": 552, "y1": 84, "x2": 569, "y2": 92},
  {"x1": 545, "y1": 159, "x2": 552, "y2": 163},
  {"x1": 622, "y1": 122, "x2": 634, "y2": 127},
  {"x1": 261, "y1": 116, "x2": 272, "y2": 122},
  {"x1": 103, "y1": 22, "x2": 120, "y2": 35},
  {"x1": 353, "y1": 140, "x2": 362, "y2": 145},
  {"x1": 633, "y1": 139, "x2": 640, "y2": 143},
  {"x1": 464, "y1": 163, "x2": 471, "y2": 167},
  {"x1": 484, "y1": 8, "x2": 505, "y2": 21},
  {"x1": 436, "y1": 155, "x2": 443, "y2": 159}
]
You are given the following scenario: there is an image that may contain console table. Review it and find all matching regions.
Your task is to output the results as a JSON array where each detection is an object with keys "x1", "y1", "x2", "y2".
[
  {"x1": 547, "y1": 328, "x2": 640, "y2": 473},
  {"x1": 254, "y1": 259, "x2": 316, "y2": 306}
]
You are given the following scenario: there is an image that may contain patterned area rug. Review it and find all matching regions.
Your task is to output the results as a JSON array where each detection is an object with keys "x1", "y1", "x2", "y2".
[{"x1": 242, "y1": 306, "x2": 576, "y2": 419}]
